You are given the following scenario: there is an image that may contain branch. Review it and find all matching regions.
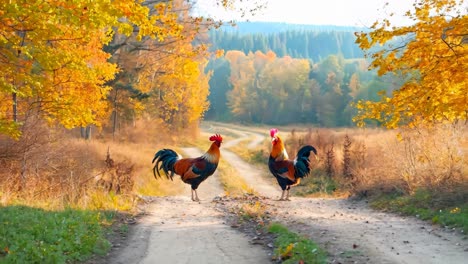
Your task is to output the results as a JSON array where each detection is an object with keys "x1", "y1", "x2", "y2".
[{"x1": 441, "y1": 36, "x2": 459, "y2": 57}]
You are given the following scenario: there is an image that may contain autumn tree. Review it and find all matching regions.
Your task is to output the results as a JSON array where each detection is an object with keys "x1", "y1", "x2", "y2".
[
  {"x1": 0, "y1": 0, "x2": 184, "y2": 139},
  {"x1": 225, "y1": 50, "x2": 314, "y2": 124},
  {"x1": 0, "y1": 0, "x2": 261, "y2": 138},
  {"x1": 121, "y1": 0, "x2": 213, "y2": 129},
  {"x1": 354, "y1": 0, "x2": 467, "y2": 128},
  {"x1": 225, "y1": 50, "x2": 256, "y2": 122},
  {"x1": 102, "y1": 0, "x2": 260, "y2": 131},
  {"x1": 259, "y1": 55, "x2": 311, "y2": 123}
]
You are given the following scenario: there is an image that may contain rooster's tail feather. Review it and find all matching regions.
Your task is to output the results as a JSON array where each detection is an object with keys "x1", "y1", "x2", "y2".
[
  {"x1": 152, "y1": 149, "x2": 179, "y2": 180},
  {"x1": 295, "y1": 145, "x2": 318, "y2": 178},
  {"x1": 297, "y1": 145, "x2": 317, "y2": 159}
]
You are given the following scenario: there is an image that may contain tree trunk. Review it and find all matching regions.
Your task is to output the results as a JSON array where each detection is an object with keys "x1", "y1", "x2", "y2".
[
  {"x1": 12, "y1": 92, "x2": 17, "y2": 122},
  {"x1": 80, "y1": 126, "x2": 92, "y2": 140},
  {"x1": 13, "y1": 30, "x2": 26, "y2": 124},
  {"x1": 112, "y1": 89, "x2": 119, "y2": 141},
  {"x1": 85, "y1": 126, "x2": 91, "y2": 140}
]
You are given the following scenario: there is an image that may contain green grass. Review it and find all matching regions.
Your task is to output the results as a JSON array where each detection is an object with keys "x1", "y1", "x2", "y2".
[
  {"x1": 0, "y1": 205, "x2": 113, "y2": 263},
  {"x1": 370, "y1": 189, "x2": 468, "y2": 233},
  {"x1": 294, "y1": 172, "x2": 338, "y2": 197},
  {"x1": 268, "y1": 222, "x2": 327, "y2": 264}
]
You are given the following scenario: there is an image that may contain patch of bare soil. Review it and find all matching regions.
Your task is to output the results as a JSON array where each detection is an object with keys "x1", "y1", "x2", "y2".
[{"x1": 213, "y1": 195, "x2": 277, "y2": 253}]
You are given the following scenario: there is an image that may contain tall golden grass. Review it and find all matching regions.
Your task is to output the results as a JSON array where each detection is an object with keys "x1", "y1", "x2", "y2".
[
  {"x1": 282, "y1": 124, "x2": 467, "y2": 197},
  {"x1": 1, "y1": 118, "x2": 466, "y2": 209},
  {"x1": 0, "y1": 118, "x2": 189, "y2": 210}
]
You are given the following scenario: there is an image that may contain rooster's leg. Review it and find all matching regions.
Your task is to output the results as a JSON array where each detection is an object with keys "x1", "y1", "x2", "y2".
[
  {"x1": 191, "y1": 189, "x2": 200, "y2": 202},
  {"x1": 279, "y1": 190, "x2": 286, "y2": 201},
  {"x1": 285, "y1": 189, "x2": 291, "y2": 201}
]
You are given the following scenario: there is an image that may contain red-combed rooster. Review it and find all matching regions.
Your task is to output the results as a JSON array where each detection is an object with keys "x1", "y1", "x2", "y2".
[
  {"x1": 152, "y1": 134, "x2": 223, "y2": 202},
  {"x1": 268, "y1": 128, "x2": 317, "y2": 201}
]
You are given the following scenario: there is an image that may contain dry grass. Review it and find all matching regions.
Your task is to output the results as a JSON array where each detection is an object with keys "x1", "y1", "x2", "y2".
[
  {"x1": 2, "y1": 118, "x2": 466, "y2": 210},
  {"x1": 218, "y1": 159, "x2": 256, "y2": 196},
  {"x1": 280, "y1": 124, "x2": 467, "y2": 198},
  {"x1": 375, "y1": 125, "x2": 467, "y2": 193},
  {"x1": 239, "y1": 199, "x2": 267, "y2": 219},
  {"x1": 0, "y1": 118, "x2": 191, "y2": 210}
]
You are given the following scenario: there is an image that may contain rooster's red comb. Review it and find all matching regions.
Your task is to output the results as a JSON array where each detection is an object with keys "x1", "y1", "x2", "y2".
[
  {"x1": 270, "y1": 128, "x2": 278, "y2": 138},
  {"x1": 209, "y1": 134, "x2": 223, "y2": 142}
]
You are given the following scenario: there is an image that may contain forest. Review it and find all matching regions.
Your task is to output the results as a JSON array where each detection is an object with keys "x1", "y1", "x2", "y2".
[
  {"x1": 204, "y1": 25, "x2": 401, "y2": 126},
  {"x1": 208, "y1": 26, "x2": 365, "y2": 60},
  {"x1": 205, "y1": 50, "x2": 389, "y2": 126}
]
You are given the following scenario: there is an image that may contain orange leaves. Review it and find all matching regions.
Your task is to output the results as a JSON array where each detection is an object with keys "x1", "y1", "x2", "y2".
[
  {"x1": 353, "y1": 0, "x2": 467, "y2": 128},
  {"x1": 215, "y1": 49, "x2": 225, "y2": 58}
]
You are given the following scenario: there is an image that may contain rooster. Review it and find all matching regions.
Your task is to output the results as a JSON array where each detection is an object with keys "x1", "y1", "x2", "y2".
[
  {"x1": 268, "y1": 128, "x2": 317, "y2": 201},
  {"x1": 152, "y1": 134, "x2": 223, "y2": 202}
]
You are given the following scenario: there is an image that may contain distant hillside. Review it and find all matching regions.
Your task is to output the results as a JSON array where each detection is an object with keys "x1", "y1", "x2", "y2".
[
  {"x1": 218, "y1": 21, "x2": 366, "y2": 34},
  {"x1": 209, "y1": 22, "x2": 366, "y2": 61}
]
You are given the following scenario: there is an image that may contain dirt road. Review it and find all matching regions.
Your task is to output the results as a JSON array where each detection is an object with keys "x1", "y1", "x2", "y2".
[
  {"x1": 105, "y1": 123, "x2": 468, "y2": 264},
  {"x1": 105, "y1": 147, "x2": 271, "y2": 264}
]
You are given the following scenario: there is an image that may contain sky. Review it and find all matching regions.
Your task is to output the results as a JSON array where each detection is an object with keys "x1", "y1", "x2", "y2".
[{"x1": 193, "y1": 0, "x2": 417, "y2": 27}]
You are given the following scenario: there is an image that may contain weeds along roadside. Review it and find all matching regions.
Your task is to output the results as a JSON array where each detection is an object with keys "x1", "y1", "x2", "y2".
[{"x1": 232, "y1": 125, "x2": 468, "y2": 234}]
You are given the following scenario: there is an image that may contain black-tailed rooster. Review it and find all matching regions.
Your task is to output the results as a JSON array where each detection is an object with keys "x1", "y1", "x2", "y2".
[
  {"x1": 152, "y1": 134, "x2": 223, "y2": 202},
  {"x1": 268, "y1": 128, "x2": 317, "y2": 201}
]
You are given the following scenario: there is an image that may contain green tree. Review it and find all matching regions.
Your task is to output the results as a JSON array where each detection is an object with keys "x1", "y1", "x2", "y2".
[{"x1": 205, "y1": 58, "x2": 233, "y2": 121}]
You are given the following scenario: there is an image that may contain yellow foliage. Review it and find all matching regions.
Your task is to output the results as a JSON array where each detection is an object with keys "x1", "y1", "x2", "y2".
[
  {"x1": 354, "y1": 0, "x2": 467, "y2": 128},
  {"x1": 0, "y1": 0, "x2": 183, "y2": 137},
  {"x1": 215, "y1": 49, "x2": 225, "y2": 58},
  {"x1": 280, "y1": 243, "x2": 295, "y2": 258}
]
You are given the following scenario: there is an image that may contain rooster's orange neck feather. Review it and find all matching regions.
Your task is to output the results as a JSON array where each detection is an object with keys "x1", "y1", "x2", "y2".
[
  {"x1": 202, "y1": 142, "x2": 221, "y2": 163},
  {"x1": 271, "y1": 136, "x2": 289, "y2": 160}
]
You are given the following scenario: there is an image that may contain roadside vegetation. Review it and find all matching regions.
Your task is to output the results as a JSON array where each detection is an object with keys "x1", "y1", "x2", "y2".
[
  {"x1": 268, "y1": 223, "x2": 327, "y2": 264},
  {"x1": 0, "y1": 120, "x2": 185, "y2": 263},
  {"x1": 232, "y1": 124, "x2": 467, "y2": 235},
  {"x1": 218, "y1": 159, "x2": 256, "y2": 196},
  {"x1": 0, "y1": 207, "x2": 112, "y2": 263},
  {"x1": 371, "y1": 188, "x2": 468, "y2": 233}
]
